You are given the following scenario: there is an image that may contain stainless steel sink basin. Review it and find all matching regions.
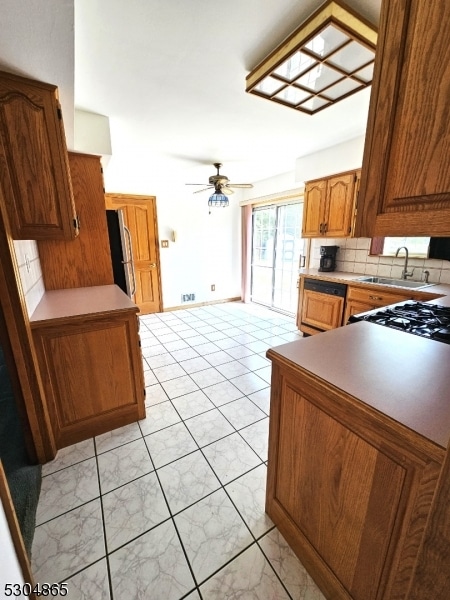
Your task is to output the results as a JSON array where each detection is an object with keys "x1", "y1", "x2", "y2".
[{"x1": 355, "y1": 276, "x2": 434, "y2": 289}]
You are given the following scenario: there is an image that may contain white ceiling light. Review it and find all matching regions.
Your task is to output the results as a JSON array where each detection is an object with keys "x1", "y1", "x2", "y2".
[{"x1": 246, "y1": 0, "x2": 377, "y2": 115}]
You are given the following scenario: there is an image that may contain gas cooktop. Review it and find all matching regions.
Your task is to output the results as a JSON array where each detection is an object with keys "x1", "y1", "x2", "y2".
[{"x1": 348, "y1": 301, "x2": 450, "y2": 344}]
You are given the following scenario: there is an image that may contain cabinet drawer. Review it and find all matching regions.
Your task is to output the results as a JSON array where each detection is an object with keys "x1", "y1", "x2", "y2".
[{"x1": 347, "y1": 286, "x2": 410, "y2": 307}]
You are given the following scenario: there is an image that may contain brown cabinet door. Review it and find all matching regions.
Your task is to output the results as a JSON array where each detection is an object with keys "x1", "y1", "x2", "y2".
[
  {"x1": 0, "y1": 71, "x2": 77, "y2": 240},
  {"x1": 33, "y1": 312, "x2": 145, "y2": 448},
  {"x1": 38, "y1": 152, "x2": 114, "y2": 289},
  {"x1": 343, "y1": 299, "x2": 374, "y2": 325},
  {"x1": 302, "y1": 180, "x2": 326, "y2": 237},
  {"x1": 301, "y1": 289, "x2": 344, "y2": 331},
  {"x1": 355, "y1": 0, "x2": 450, "y2": 236},
  {"x1": 325, "y1": 173, "x2": 356, "y2": 237},
  {"x1": 105, "y1": 194, "x2": 162, "y2": 314}
]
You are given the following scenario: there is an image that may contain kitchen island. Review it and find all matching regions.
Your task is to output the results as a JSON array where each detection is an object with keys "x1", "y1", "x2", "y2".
[{"x1": 266, "y1": 321, "x2": 450, "y2": 600}]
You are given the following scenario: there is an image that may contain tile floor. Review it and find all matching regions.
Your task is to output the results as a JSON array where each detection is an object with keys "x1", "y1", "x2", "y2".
[{"x1": 31, "y1": 301, "x2": 326, "y2": 600}]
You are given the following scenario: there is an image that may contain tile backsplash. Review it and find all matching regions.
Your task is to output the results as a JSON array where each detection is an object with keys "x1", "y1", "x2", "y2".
[
  {"x1": 310, "y1": 238, "x2": 450, "y2": 285},
  {"x1": 13, "y1": 240, "x2": 45, "y2": 315}
]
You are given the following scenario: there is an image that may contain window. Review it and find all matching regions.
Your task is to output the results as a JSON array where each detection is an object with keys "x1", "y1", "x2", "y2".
[{"x1": 370, "y1": 237, "x2": 430, "y2": 258}]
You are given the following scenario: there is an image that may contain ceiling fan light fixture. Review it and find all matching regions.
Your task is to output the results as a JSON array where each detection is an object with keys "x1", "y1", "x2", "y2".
[
  {"x1": 246, "y1": 0, "x2": 377, "y2": 115},
  {"x1": 208, "y1": 190, "x2": 229, "y2": 208}
]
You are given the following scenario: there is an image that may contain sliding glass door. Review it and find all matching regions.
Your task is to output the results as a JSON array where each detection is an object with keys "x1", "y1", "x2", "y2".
[{"x1": 251, "y1": 202, "x2": 305, "y2": 315}]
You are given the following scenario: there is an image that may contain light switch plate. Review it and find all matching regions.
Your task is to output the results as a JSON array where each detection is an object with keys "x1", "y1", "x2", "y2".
[{"x1": 161, "y1": 240, "x2": 169, "y2": 248}]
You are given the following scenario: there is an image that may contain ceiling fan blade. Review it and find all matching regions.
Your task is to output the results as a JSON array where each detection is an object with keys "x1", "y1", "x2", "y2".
[
  {"x1": 221, "y1": 186, "x2": 234, "y2": 196},
  {"x1": 193, "y1": 186, "x2": 213, "y2": 194},
  {"x1": 228, "y1": 183, "x2": 254, "y2": 189},
  {"x1": 185, "y1": 183, "x2": 208, "y2": 186}
]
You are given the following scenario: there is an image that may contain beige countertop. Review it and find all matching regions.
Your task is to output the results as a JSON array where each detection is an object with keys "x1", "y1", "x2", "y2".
[
  {"x1": 267, "y1": 321, "x2": 450, "y2": 449},
  {"x1": 30, "y1": 285, "x2": 138, "y2": 326}
]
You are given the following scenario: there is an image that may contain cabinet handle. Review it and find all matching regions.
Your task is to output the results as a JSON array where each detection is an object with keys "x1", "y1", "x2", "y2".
[
  {"x1": 369, "y1": 295, "x2": 382, "y2": 301},
  {"x1": 319, "y1": 223, "x2": 324, "y2": 234},
  {"x1": 323, "y1": 222, "x2": 328, "y2": 234}
]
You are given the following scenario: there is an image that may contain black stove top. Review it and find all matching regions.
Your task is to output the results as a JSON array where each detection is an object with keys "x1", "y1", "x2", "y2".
[{"x1": 348, "y1": 302, "x2": 450, "y2": 344}]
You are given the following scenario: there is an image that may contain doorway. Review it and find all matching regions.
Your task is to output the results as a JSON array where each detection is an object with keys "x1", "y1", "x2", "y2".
[
  {"x1": 105, "y1": 194, "x2": 163, "y2": 314},
  {"x1": 251, "y1": 202, "x2": 305, "y2": 315}
]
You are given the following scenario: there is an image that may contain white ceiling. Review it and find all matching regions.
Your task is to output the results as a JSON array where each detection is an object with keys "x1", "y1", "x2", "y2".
[{"x1": 74, "y1": 0, "x2": 381, "y2": 187}]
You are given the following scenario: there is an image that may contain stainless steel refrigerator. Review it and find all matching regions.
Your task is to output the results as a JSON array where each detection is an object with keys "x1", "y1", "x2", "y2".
[{"x1": 106, "y1": 209, "x2": 136, "y2": 298}]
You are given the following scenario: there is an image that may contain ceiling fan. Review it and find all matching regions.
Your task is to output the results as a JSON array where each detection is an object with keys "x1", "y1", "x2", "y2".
[{"x1": 186, "y1": 163, "x2": 253, "y2": 196}]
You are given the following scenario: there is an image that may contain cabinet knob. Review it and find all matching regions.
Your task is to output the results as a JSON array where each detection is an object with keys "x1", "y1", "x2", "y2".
[{"x1": 369, "y1": 295, "x2": 382, "y2": 301}]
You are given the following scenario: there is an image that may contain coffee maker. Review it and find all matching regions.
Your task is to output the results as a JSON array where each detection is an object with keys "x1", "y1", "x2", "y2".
[{"x1": 319, "y1": 245, "x2": 339, "y2": 272}]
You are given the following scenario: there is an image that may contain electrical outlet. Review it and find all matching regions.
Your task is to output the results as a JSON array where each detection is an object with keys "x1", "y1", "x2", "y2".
[
  {"x1": 211, "y1": 284, "x2": 215, "y2": 291},
  {"x1": 25, "y1": 254, "x2": 31, "y2": 274}
]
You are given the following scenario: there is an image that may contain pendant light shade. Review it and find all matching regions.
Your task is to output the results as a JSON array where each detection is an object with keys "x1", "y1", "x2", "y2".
[{"x1": 208, "y1": 191, "x2": 229, "y2": 208}]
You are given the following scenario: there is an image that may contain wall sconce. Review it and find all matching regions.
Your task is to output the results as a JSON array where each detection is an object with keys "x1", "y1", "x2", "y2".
[{"x1": 246, "y1": 0, "x2": 377, "y2": 115}]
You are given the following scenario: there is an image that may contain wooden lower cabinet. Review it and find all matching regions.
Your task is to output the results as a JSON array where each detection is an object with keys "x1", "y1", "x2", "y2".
[
  {"x1": 300, "y1": 289, "x2": 344, "y2": 334},
  {"x1": 343, "y1": 286, "x2": 411, "y2": 324},
  {"x1": 30, "y1": 286, "x2": 145, "y2": 449},
  {"x1": 266, "y1": 359, "x2": 443, "y2": 600}
]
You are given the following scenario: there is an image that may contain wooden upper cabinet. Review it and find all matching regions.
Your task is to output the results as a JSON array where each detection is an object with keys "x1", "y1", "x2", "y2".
[
  {"x1": 302, "y1": 179, "x2": 326, "y2": 237},
  {"x1": 38, "y1": 152, "x2": 114, "y2": 289},
  {"x1": 302, "y1": 170, "x2": 359, "y2": 238},
  {"x1": 355, "y1": 0, "x2": 450, "y2": 237},
  {"x1": 0, "y1": 70, "x2": 78, "y2": 240}
]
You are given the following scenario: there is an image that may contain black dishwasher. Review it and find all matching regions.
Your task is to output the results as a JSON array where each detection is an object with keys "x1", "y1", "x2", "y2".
[{"x1": 300, "y1": 278, "x2": 347, "y2": 335}]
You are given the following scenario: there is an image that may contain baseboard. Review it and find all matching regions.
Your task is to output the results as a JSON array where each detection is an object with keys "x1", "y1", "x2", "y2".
[{"x1": 163, "y1": 297, "x2": 242, "y2": 312}]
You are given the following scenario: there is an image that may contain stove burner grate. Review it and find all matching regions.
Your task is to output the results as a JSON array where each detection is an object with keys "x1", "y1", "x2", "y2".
[{"x1": 350, "y1": 302, "x2": 450, "y2": 344}]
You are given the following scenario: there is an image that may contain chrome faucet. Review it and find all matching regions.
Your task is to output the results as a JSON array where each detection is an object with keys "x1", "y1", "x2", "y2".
[{"x1": 395, "y1": 246, "x2": 414, "y2": 280}]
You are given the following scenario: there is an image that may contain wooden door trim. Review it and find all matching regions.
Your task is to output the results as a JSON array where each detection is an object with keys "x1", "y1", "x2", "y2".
[{"x1": 0, "y1": 194, "x2": 56, "y2": 463}]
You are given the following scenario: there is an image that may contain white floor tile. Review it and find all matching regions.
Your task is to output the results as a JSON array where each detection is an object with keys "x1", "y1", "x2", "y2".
[
  {"x1": 158, "y1": 450, "x2": 220, "y2": 514},
  {"x1": 215, "y1": 359, "x2": 250, "y2": 379},
  {"x1": 161, "y1": 375, "x2": 199, "y2": 399},
  {"x1": 202, "y1": 432, "x2": 261, "y2": 485},
  {"x1": 63, "y1": 558, "x2": 110, "y2": 600},
  {"x1": 202, "y1": 380, "x2": 243, "y2": 407},
  {"x1": 109, "y1": 520, "x2": 195, "y2": 600},
  {"x1": 37, "y1": 457, "x2": 99, "y2": 525},
  {"x1": 225, "y1": 464, "x2": 273, "y2": 538},
  {"x1": 97, "y1": 438, "x2": 153, "y2": 494},
  {"x1": 144, "y1": 421, "x2": 198, "y2": 469},
  {"x1": 174, "y1": 489, "x2": 253, "y2": 583},
  {"x1": 219, "y1": 397, "x2": 267, "y2": 430},
  {"x1": 102, "y1": 471, "x2": 169, "y2": 552},
  {"x1": 95, "y1": 422, "x2": 142, "y2": 455},
  {"x1": 171, "y1": 389, "x2": 215, "y2": 420},
  {"x1": 230, "y1": 372, "x2": 269, "y2": 395},
  {"x1": 260, "y1": 529, "x2": 326, "y2": 600},
  {"x1": 41, "y1": 438, "x2": 95, "y2": 476},
  {"x1": 139, "y1": 400, "x2": 181, "y2": 435},
  {"x1": 32, "y1": 499, "x2": 105, "y2": 584},
  {"x1": 240, "y1": 418, "x2": 270, "y2": 462},
  {"x1": 200, "y1": 542, "x2": 289, "y2": 599},
  {"x1": 189, "y1": 367, "x2": 226, "y2": 388},
  {"x1": 185, "y1": 409, "x2": 235, "y2": 447}
]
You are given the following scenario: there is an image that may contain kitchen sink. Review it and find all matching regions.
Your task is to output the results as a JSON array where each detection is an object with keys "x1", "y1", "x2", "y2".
[{"x1": 355, "y1": 276, "x2": 434, "y2": 289}]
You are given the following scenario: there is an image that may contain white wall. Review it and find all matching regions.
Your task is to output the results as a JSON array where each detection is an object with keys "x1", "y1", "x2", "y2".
[
  {"x1": 0, "y1": 0, "x2": 75, "y2": 146},
  {"x1": 295, "y1": 136, "x2": 365, "y2": 183},
  {"x1": 102, "y1": 148, "x2": 243, "y2": 309},
  {"x1": 1, "y1": 0, "x2": 75, "y2": 316}
]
